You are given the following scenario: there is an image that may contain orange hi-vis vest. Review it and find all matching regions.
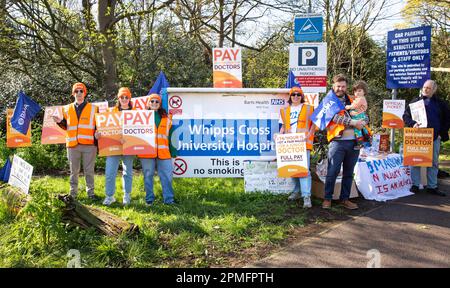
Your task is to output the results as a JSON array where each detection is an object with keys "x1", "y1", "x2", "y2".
[
  {"x1": 280, "y1": 104, "x2": 315, "y2": 150},
  {"x1": 139, "y1": 114, "x2": 172, "y2": 159},
  {"x1": 63, "y1": 102, "x2": 97, "y2": 147},
  {"x1": 326, "y1": 96, "x2": 372, "y2": 142}
]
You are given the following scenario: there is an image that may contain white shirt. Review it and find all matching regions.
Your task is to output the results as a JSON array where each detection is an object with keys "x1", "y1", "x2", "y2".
[{"x1": 279, "y1": 104, "x2": 303, "y2": 134}]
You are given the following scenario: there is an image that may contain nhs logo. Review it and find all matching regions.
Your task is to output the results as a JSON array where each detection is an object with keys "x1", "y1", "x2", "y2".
[{"x1": 271, "y1": 99, "x2": 285, "y2": 105}]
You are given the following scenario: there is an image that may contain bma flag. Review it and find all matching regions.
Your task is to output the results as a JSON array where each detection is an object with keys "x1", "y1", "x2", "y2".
[
  {"x1": 310, "y1": 89, "x2": 345, "y2": 130},
  {"x1": 10, "y1": 91, "x2": 42, "y2": 135}
]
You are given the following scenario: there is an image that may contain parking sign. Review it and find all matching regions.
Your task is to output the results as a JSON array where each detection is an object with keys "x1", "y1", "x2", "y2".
[{"x1": 289, "y1": 43, "x2": 327, "y2": 93}]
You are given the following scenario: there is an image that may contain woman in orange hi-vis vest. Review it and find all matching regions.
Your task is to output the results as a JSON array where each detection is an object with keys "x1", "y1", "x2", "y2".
[
  {"x1": 138, "y1": 93, "x2": 177, "y2": 205},
  {"x1": 53, "y1": 82, "x2": 98, "y2": 200},
  {"x1": 279, "y1": 87, "x2": 315, "y2": 208},
  {"x1": 96, "y1": 87, "x2": 135, "y2": 206}
]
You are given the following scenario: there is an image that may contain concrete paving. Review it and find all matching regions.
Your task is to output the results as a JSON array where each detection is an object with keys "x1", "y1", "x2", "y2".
[{"x1": 250, "y1": 179, "x2": 450, "y2": 268}]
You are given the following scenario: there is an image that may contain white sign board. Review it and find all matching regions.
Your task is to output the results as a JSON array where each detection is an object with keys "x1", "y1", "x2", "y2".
[
  {"x1": 8, "y1": 155, "x2": 33, "y2": 194},
  {"x1": 244, "y1": 160, "x2": 295, "y2": 193},
  {"x1": 169, "y1": 88, "x2": 292, "y2": 178},
  {"x1": 289, "y1": 43, "x2": 327, "y2": 93},
  {"x1": 409, "y1": 100, "x2": 427, "y2": 128}
]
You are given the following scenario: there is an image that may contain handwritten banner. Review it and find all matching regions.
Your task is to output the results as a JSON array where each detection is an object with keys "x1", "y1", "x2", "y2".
[
  {"x1": 355, "y1": 154, "x2": 413, "y2": 201},
  {"x1": 8, "y1": 155, "x2": 33, "y2": 194},
  {"x1": 403, "y1": 127, "x2": 433, "y2": 167}
]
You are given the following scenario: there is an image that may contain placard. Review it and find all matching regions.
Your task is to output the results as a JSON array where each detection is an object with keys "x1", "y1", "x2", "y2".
[
  {"x1": 382, "y1": 100, "x2": 405, "y2": 128},
  {"x1": 275, "y1": 133, "x2": 308, "y2": 178},
  {"x1": 6, "y1": 109, "x2": 31, "y2": 147},
  {"x1": 403, "y1": 127, "x2": 433, "y2": 167},
  {"x1": 8, "y1": 155, "x2": 33, "y2": 194},
  {"x1": 95, "y1": 111, "x2": 123, "y2": 156},
  {"x1": 41, "y1": 106, "x2": 66, "y2": 144},
  {"x1": 122, "y1": 110, "x2": 156, "y2": 155}
]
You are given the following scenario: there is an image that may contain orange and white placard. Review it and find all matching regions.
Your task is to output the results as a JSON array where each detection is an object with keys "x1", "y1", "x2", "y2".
[
  {"x1": 382, "y1": 100, "x2": 405, "y2": 129},
  {"x1": 93, "y1": 101, "x2": 109, "y2": 113},
  {"x1": 6, "y1": 109, "x2": 31, "y2": 148},
  {"x1": 95, "y1": 111, "x2": 123, "y2": 156},
  {"x1": 122, "y1": 110, "x2": 155, "y2": 155},
  {"x1": 213, "y1": 48, "x2": 242, "y2": 88},
  {"x1": 403, "y1": 128, "x2": 434, "y2": 167},
  {"x1": 276, "y1": 133, "x2": 308, "y2": 177},
  {"x1": 41, "y1": 106, "x2": 66, "y2": 144}
]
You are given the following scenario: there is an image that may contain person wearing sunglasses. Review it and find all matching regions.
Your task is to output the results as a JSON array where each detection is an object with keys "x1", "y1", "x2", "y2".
[
  {"x1": 279, "y1": 86, "x2": 315, "y2": 208},
  {"x1": 52, "y1": 82, "x2": 99, "y2": 200},
  {"x1": 97, "y1": 87, "x2": 136, "y2": 206},
  {"x1": 138, "y1": 93, "x2": 177, "y2": 205}
]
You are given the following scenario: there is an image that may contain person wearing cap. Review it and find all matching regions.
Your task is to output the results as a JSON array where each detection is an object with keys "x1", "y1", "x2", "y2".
[
  {"x1": 96, "y1": 87, "x2": 135, "y2": 206},
  {"x1": 139, "y1": 93, "x2": 177, "y2": 205},
  {"x1": 278, "y1": 86, "x2": 315, "y2": 208},
  {"x1": 53, "y1": 82, "x2": 98, "y2": 200}
]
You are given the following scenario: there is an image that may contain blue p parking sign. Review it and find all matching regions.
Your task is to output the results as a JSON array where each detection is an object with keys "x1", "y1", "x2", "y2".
[{"x1": 298, "y1": 47, "x2": 318, "y2": 66}]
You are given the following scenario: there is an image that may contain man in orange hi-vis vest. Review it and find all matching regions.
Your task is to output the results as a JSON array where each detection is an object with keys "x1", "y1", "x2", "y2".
[
  {"x1": 53, "y1": 82, "x2": 98, "y2": 200},
  {"x1": 322, "y1": 74, "x2": 368, "y2": 210}
]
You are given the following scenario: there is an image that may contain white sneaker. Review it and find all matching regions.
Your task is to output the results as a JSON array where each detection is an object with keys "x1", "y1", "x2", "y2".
[
  {"x1": 123, "y1": 194, "x2": 131, "y2": 206},
  {"x1": 303, "y1": 196, "x2": 312, "y2": 208},
  {"x1": 288, "y1": 192, "x2": 301, "y2": 201},
  {"x1": 102, "y1": 196, "x2": 116, "y2": 206}
]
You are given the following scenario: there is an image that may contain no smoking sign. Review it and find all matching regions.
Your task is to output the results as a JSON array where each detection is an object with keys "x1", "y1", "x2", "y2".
[{"x1": 173, "y1": 158, "x2": 187, "y2": 175}]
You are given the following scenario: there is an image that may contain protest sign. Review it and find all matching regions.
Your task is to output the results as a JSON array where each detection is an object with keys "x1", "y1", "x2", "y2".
[
  {"x1": 41, "y1": 106, "x2": 66, "y2": 144},
  {"x1": 8, "y1": 155, "x2": 33, "y2": 194},
  {"x1": 92, "y1": 101, "x2": 109, "y2": 113},
  {"x1": 6, "y1": 109, "x2": 31, "y2": 148},
  {"x1": 131, "y1": 95, "x2": 150, "y2": 110},
  {"x1": 275, "y1": 133, "x2": 308, "y2": 178},
  {"x1": 122, "y1": 110, "x2": 155, "y2": 155},
  {"x1": 168, "y1": 88, "x2": 287, "y2": 177},
  {"x1": 96, "y1": 111, "x2": 123, "y2": 156},
  {"x1": 409, "y1": 100, "x2": 427, "y2": 128},
  {"x1": 244, "y1": 160, "x2": 295, "y2": 193},
  {"x1": 213, "y1": 48, "x2": 242, "y2": 88},
  {"x1": 403, "y1": 128, "x2": 433, "y2": 167},
  {"x1": 354, "y1": 154, "x2": 413, "y2": 201},
  {"x1": 382, "y1": 100, "x2": 405, "y2": 128}
]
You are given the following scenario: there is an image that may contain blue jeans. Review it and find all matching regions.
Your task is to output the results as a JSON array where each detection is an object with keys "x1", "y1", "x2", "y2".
[
  {"x1": 411, "y1": 137, "x2": 440, "y2": 189},
  {"x1": 140, "y1": 158, "x2": 174, "y2": 204},
  {"x1": 105, "y1": 155, "x2": 134, "y2": 198},
  {"x1": 324, "y1": 140, "x2": 360, "y2": 200},
  {"x1": 292, "y1": 150, "x2": 311, "y2": 197}
]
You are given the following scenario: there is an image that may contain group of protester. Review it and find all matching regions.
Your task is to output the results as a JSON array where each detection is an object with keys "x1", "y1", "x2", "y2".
[
  {"x1": 54, "y1": 74, "x2": 449, "y2": 209},
  {"x1": 52, "y1": 83, "x2": 175, "y2": 206},
  {"x1": 281, "y1": 74, "x2": 449, "y2": 209}
]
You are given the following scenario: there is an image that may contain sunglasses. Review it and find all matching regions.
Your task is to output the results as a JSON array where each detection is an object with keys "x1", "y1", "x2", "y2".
[
  {"x1": 291, "y1": 93, "x2": 303, "y2": 97},
  {"x1": 150, "y1": 100, "x2": 160, "y2": 104},
  {"x1": 119, "y1": 96, "x2": 129, "y2": 100},
  {"x1": 75, "y1": 89, "x2": 84, "y2": 94}
]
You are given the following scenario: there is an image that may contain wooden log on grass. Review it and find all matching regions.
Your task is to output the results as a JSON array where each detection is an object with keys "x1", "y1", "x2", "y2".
[
  {"x1": 0, "y1": 183, "x2": 139, "y2": 237},
  {"x1": 57, "y1": 194, "x2": 139, "y2": 237}
]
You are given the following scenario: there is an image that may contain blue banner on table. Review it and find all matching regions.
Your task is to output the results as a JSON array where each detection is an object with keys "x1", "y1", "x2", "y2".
[
  {"x1": 310, "y1": 90, "x2": 345, "y2": 130},
  {"x1": 10, "y1": 91, "x2": 42, "y2": 135},
  {"x1": 386, "y1": 26, "x2": 431, "y2": 89}
]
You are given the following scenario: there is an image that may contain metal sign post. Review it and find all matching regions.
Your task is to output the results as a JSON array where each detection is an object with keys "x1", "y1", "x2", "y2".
[{"x1": 390, "y1": 88, "x2": 398, "y2": 152}]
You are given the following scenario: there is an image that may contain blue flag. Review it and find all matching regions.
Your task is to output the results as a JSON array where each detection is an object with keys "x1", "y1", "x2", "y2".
[
  {"x1": 285, "y1": 70, "x2": 302, "y2": 88},
  {"x1": 148, "y1": 71, "x2": 170, "y2": 111},
  {"x1": 310, "y1": 90, "x2": 345, "y2": 130},
  {"x1": 11, "y1": 91, "x2": 42, "y2": 135},
  {"x1": 0, "y1": 158, "x2": 12, "y2": 183}
]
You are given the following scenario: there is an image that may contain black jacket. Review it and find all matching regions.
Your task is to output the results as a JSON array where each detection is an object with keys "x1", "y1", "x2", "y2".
[{"x1": 403, "y1": 94, "x2": 450, "y2": 142}]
